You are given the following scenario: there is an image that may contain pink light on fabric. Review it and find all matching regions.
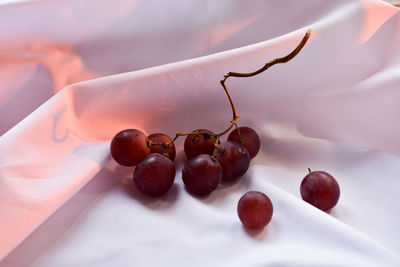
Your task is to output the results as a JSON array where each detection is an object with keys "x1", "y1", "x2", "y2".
[{"x1": 0, "y1": 0, "x2": 399, "y2": 266}]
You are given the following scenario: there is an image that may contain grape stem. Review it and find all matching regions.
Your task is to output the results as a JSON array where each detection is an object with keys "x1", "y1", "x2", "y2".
[{"x1": 149, "y1": 29, "x2": 312, "y2": 150}]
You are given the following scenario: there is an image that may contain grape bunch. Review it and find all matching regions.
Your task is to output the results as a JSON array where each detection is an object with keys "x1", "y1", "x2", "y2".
[
  {"x1": 108, "y1": 29, "x2": 338, "y2": 231},
  {"x1": 110, "y1": 126, "x2": 261, "y2": 197}
]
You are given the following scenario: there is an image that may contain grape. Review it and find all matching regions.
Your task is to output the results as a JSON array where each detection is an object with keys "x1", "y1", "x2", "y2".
[
  {"x1": 110, "y1": 129, "x2": 150, "y2": 166},
  {"x1": 237, "y1": 191, "x2": 273, "y2": 229},
  {"x1": 300, "y1": 170, "x2": 340, "y2": 211},
  {"x1": 147, "y1": 133, "x2": 176, "y2": 161},
  {"x1": 133, "y1": 153, "x2": 176, "y2": 197},
  {"x1": 213, "y1": 141, "x2": 250, "y2": 181},
  {"x1": 184, "y1": 129, "x2": 218, "y2": 159},
  {"x1": 228, "y1": 126, "x2": 260, "y2": 159},
  {"x1": 182, "y1": 154, "x2": 222, "y2": 196}
]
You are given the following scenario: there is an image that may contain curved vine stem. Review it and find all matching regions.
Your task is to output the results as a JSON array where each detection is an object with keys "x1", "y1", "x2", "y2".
[
  {"x1": 149, "y1": 29, "x2": 312, "y2": 149},
  {"x1": 214, "y1": 28, "x2": 311, "y2": 138},
  {"x1": 222, "y1": 29, "x2": 312, "y2": 80}
]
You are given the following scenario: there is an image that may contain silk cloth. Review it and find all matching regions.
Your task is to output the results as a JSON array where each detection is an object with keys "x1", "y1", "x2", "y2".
[{"x1": 0, "y1": 0, "x2": 400, "y2": 266}]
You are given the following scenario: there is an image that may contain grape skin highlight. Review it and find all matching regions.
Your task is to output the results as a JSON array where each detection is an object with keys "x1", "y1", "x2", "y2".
[
  {"x1": 148, "y1": 133, "x2": 176, "y2": 161},
  {"x1": 300, "y1": 171, "x2": 340, "y2": 211},
  {"x1": 110, "y1": 129, "x2": 149, "y2": 166},
  {"x1": 237, "y1": 191, "x2": 273, "y2": 229},
  {"x1": 228, "y1": 127, "x2": 260, "y2": 159},
  {"x1": 213, "y1": 141, "x2": 250, "y2": 182},
  {"x1": 133, "y1": 153, "x2": 176, "y2": 197},
  {"x1": 184, "y1": 129, "x2": 218, "y2": 160},
  {"x1": 182, "y1": 154, "x2": 222, "y2": 196}
]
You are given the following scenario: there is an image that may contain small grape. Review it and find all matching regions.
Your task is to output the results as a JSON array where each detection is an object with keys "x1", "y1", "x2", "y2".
[
  {"x1": 213, "y1": 141, "x2": 250, "y2": 181},
  {"x1": 110, "y1": 129, "x2": 149, "y2": 166},
  {"x1": 147, "y1": 133, "x2": 176, "y2": 161},
  {"x1": 300, "y1": 170, "x2": 340, "y2": 211},
  {"x1": 228, "y1": 126, "x2": 260, "y2": 159},
  {"x1": 237, "y1": 191, "x2": 273, "y2": 229},
  {"x1": 184, "y1": 129, "x2": 218, "y2": 160},
  {"x1": 133, "y1": 154, "x2": 176, "y2": 197},
  {"x1": 182, "y1": 154, "x2": 222, "y2": 196}
]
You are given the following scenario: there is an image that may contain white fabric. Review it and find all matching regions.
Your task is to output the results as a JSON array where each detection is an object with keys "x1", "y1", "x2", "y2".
[{"x1": 1, "y1": 0, "x2": 400, "y2": 266}]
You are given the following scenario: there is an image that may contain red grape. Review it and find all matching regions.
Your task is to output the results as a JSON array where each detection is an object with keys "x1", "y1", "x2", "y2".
[
  {"x1": 147, "y1": 133, "x2": 176, "y2": 161},
  {"x1": 184, "y1": 129, "x2": 218, "y2": 159},
  {"x1": 228, "y1": 126, "x2": 260, "y2": 159},
  {"x1": 237, "y1": 191, "x2": 273, "y2": 229},
  {"x1": 133, "y1": 153, "x2": 176, "y2": 197},
  {"x1": 300, "y1": 170, "x2": 340, "y2": 211},
  {"x1": 110, "y1": 129, "x2": 150, "y2": 166},
  {"x1": 213, "y1": 141, "x2": 250, "y2": 181},
  {"x1": 182, "y1": 154, "x2": 222, "y2": 196}
]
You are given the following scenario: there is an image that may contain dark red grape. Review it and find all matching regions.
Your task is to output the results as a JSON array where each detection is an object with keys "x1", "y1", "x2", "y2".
[
  {"x1": 133, "y1": 153, "x2": 176, "y2": 197},
  {"x1": 213, "y1": 141, "x2": 250, "y2": 181},
  {"x1": 184, "y1": 129, "x2": 218, "y2": 160},
  {"x1": 300, "y1": 170, "x2": 340, "y2": 211},
  {"x1": 182, "y1": 154, "x2": 222, "y2": 196},
  {"x1": 110, "y1": 129, "x2": 150, "y2": 166},
  {"x1": 237, "y1": 191, "x2": 273, "y2": 229},
  {"x1": 228, "y1": 126, "x2": 260, "y2": 159},
  {"x1": 147, "y1": 133, "x2": 176, "y2": 161}
]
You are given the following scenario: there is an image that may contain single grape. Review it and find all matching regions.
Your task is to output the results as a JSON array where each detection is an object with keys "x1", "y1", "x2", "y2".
[
  {"x1": 110, "y1": 129, "x2": 150, "y2": 166},
  {"x1": 147, "y1": 133, "x2": 176, "y2": 161},
  {"x1": 237, "y1": 191, "x2": 273, "y2": 229},
  {"x1": 182, "y1": 154, "x2": 222, "y2": 196},
  {"x1": 213, "y1": 141, "x2": 250, "y2": 181},
  {"x1": 228, "y1": 126, "x2": 260, "y2": 159},
  {"x1": 184, "y1": 129, "x2": 218, "y2": 160},
  {"x1": 300, "y1": 169, "x2": 340, "y2": 211},
  {"x1": 133, "y1": 153, "x2": 176, "y2": 197}
]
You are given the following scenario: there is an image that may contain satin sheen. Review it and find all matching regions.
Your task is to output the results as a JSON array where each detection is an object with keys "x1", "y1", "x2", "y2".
[{"x1": 0, "y1": 0, "x2": 400, "y2": 266}]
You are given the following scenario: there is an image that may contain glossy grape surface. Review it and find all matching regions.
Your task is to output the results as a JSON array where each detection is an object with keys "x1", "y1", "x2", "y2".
[
  {"x1": 147, "y1": 133, "x2": 176, "y2": 161},
  {"x1": 213, "y1": 141, "x2": 250, "y2": 181},
  {"x1": 110, "y1": 129, "x2": 149, "y2": 166},
  {"x1": 300, "y1": 171, "x2": 340, "y2": 211},
  {"x1": 182, "y1": 154, "x2": 222, "y2": 196},
  {"x1": 184, "y1": 129, "x2": 217, "y2": 159},
  {"x1": 228, "y1": 126, "x2": 260, "y2": 159},
  {"x1": 237, "y1": 191, "x2": 273, "y2": 229},
  {"x1": 133, "y1": 154, "x2": 176, "y2": 197}
]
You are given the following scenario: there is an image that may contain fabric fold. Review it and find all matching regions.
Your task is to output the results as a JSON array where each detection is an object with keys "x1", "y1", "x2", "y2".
[{"x1": 0, "y1": 0, "x2": 399, "y2": 266}]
